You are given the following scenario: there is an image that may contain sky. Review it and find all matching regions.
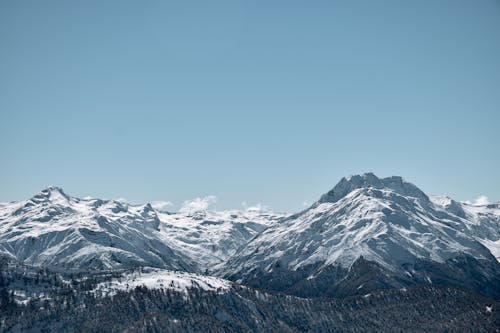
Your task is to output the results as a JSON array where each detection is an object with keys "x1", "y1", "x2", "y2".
[{"x1": 1, "y1": 0, "x2": 499, "y2": 212}]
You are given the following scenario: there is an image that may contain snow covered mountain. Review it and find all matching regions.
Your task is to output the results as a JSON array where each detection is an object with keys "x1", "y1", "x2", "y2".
[
  {"x1": 0, "y1": 174, "x2": 499, "y2": 299},
  {"x1": 0, "y1": 187, "x2": 282, "y2": 272},
  {"x1": 0, "y1": 187, "x2": 195, "y2": 271},
  {"x1": 433, "y1": 197, "x2": 500, "y2": 261},
  {"x1": 221, "y1": 173, "x2": 500, "y2": 298},
  {"x1": 157, "y1": 209, "x2": 282, "y2": 272}
]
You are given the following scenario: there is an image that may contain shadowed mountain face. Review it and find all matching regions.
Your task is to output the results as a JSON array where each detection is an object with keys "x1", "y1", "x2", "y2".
[{"x1": 0, "y1": 174, "x2": 499, "y2": 300}]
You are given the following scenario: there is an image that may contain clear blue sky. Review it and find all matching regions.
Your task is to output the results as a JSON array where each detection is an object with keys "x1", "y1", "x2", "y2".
[{"x1": 1, "y1": 0, "x2": 499, "y2": 211}]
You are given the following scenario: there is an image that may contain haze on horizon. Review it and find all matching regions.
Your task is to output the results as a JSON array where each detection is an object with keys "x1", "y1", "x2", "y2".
[{"x1": 1, "y1": 0, "x2": 499, "y2": 212}]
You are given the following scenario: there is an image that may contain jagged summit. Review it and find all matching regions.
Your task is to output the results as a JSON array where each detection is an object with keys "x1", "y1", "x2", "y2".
[
  {"x1": 27, "y1": 186, "x2": 72, "y2": 208},
  {"x1": 319, "y1": 173, "x2": 428, "y2": 203},
  {"x1": 32, "y1": 186, "x2": 68, "y2": 200}
]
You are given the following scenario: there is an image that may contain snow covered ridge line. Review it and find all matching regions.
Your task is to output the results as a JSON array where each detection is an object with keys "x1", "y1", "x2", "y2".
[
  {"x1": 0, "y1": 186, "x2": 285, "y2": 271},
  {"x1": 220, "y1": 173, "x2": 500, "y2": 299},
  {"x1": 0, "y1": 172, "x2": 499, "y2": 276},
  {"x1": 93, "y1": 268, "x2": 232, "y2": 296}
]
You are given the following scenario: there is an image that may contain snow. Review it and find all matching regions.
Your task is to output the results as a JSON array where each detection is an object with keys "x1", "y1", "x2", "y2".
[
  {"x1": 0, "y1": 186, "x2": 284, "y2": 272},
  {"x1": 429, "y1": 195, "x2": 452, "y2": 207},
  {"x1": 94, "y1": 268, "x2": 231, "y2": 295},
  {"x1": 460, "y1": 202, "x2": 500, "y2": 261},
  {"x1": 477, "y1": 238, "x2": 500, "y2": 261},
  {"x1": 0, "y1": 174, "x2": 498, "y2": 281},
  {"x1": 221, "y1": 174, "x2": 500, "y2": 280},
  {"x1": 156, "y1": 209, "x2": 283, "y2": 270}
]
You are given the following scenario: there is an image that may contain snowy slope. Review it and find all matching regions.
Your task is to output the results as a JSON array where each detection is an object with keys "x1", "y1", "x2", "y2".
[
  {"x1": 221, "y1": 173, "x2": 499, "y2": 282},
  {"x1": 94, "y1": 268, "x2": 232, "y2": 296},
  {"x1": 0, "y1": 187, "x2": 282, "y2": 272},
  {"x1": 0, "y1": 187, "x2": 195, "y2": 270},
  {"x1": 432, "y1": 197, "x2": 500, "y2": 261},
  {"x1": 157, "y1": 210, "x2": 281, "y2": 271}
]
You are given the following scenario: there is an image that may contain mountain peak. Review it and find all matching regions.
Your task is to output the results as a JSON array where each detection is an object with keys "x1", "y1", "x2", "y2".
[
  {"x1": 32, "y1": 186, "x2": 69, "y2": 203},
  {"x1": 42, "y1": 185, "x2": 65, "y2": 193},
  {"x1": 319, "y1": 173, "x2": 428, "y2": 203}
]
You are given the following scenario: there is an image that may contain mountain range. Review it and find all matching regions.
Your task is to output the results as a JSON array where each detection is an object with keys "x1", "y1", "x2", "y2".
[{"x1": 1, "y1": 173, "x2": 499, "y2": 332}]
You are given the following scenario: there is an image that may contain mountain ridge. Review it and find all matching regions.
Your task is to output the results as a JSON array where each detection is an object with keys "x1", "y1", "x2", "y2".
[{"x1": 1, "y1": 174, "x2": 499, "y2": 299}]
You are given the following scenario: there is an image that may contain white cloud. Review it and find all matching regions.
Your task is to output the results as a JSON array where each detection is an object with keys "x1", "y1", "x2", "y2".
[
  {"x1": 242, "y1": 201, "x2": 270, "y2": 213},
  {"x1": 180, "y1": 195, "x2": 217, "y2": 213},
  {"x1": 302, "y1": 200, "x2": 311, "y2": 207},
  {"x1": 151, "y1": 200, "x2": 173, "y2": 211},
  {"x1": 473, "y1": 195, "x2": 489, "y2": 206}
]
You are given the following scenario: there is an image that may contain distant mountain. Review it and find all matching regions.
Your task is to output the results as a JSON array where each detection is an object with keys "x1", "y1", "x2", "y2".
[
  {"x1": 0, "y1": 187, "x2": 282, "y2": 272},
  {"x1": 220, "y1": 173, "x2": 500, "y2": 298},
  {"x1": 0, "y1": 174, "x2": 499, "y2": 300}
]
